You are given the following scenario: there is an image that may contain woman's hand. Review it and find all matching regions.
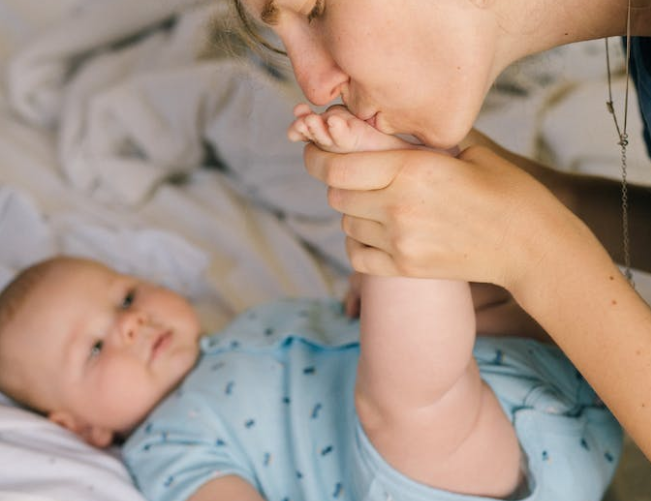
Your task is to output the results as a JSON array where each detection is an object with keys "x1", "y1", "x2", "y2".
[{"x1": 304, "y1": 142, "x2": 571, "y2": 291}]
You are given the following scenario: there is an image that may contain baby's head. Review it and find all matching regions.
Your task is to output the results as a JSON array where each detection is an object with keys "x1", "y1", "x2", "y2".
[{"x1": 0, "y1": 256, "x2": 201, "y2": 447}]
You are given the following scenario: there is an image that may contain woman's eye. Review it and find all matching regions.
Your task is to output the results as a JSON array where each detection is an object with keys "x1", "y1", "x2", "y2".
[
  {"x1": 90, "y1": 340, "x2": 103, "y2": 359},
  {"x1": 121, "y1": 290, "x2": 135, "y2": 309},
  {"x1": 307, "y1": 0, "x2": 324, "y2": 23}
]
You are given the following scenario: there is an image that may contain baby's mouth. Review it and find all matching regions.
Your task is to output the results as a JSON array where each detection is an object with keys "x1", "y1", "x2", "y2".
[{"x1": 150, "y1": 331, "x2": 172, "y2": 362}]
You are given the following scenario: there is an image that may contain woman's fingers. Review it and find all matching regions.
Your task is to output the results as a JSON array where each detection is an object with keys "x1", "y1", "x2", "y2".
[
  {"x1": 345, "y1": 237, "x2": 400, "y2": 276},
  {"x1": 326, "y1": 186, "x2": 390, "y2": 222},
  {"x1": 304, "y1": 143, "x2": 404, "y2": 190},
  {"x1": 340, "y1": 213, "x2": 387, "y2": 250}
]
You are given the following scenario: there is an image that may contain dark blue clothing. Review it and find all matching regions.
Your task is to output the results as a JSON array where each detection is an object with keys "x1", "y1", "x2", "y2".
[{"x1": 627, "y1": 37, "x2": 651, "y2": 156}]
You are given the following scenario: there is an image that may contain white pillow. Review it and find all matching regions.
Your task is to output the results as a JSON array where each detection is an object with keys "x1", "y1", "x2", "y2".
[
  {"x1": 0, "y1": 397, "x2": 145, "y2": 501},
  {"x1": 0, "y1": 493, "x2": 64, "y2": 501}
]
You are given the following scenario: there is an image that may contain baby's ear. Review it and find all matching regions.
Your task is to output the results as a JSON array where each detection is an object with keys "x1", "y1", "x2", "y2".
[{"x1": 48, "y1": 410, "x2": 114, "y2": 448}]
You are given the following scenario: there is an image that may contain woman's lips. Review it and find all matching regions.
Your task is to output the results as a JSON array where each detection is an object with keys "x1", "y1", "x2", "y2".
[{"x1": 364, "y1": 113, "x2": 378, "y2": 129}]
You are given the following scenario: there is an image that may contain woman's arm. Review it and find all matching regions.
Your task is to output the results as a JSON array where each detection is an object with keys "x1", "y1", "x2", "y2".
[
  {"x1": 506, "y1": 191, "x2": 651, "y2": 461},
  {"x1": 462, "y1": 128, "x2": 651, "y2": 273}
]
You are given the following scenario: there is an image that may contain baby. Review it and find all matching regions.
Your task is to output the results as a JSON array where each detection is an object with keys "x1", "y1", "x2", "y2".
[
  {"x1": 0, "y1": 257, "x2": 201, "y2": 448},
  {"x1": 0, "y1": 109, "x2": 621, "y2": 501}
]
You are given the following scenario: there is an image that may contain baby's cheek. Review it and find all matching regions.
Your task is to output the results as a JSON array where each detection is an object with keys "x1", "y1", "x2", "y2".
[{"x1": 97, "y1": 361, "x2": 148, "y2": 405}]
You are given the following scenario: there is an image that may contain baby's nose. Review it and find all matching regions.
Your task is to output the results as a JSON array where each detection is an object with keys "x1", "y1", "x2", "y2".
[{"x1": 118, "y1": 310, "x2": 147, "y2": 343}]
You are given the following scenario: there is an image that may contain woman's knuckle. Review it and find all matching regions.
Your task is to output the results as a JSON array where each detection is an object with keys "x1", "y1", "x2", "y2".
[
  {"x1": 327, "y1": 187, "x2": 343, "y2": 210},
  {"x1": 394, "y1": 255, "x2": 419, "y2": 277},
  {"x1": 324, "y1": 157, "x2": 347, "y2": 186},
  {"x1": 340, "y1": 214, "x2": 352, "y2": 233},
  {"x1": 386, "y1": 201, "x2": 413, "y2": 223},
  {"x1": 393, "y1": 234, "x2": 413, "y2": 260},
  {"x1": 348, "y1": 249, "x2": 368, "y2": 274}
]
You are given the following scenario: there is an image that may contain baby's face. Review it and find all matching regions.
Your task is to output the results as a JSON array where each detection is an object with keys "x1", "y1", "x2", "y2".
[{"x1": 4, "y1": 259, "x2": 201, "y2": 444}]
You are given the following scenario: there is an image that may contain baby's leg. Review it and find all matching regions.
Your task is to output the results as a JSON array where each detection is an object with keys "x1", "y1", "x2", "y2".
[
  {"x1": 288, "y1": 104, "x2": 417, "y2": 153},
  {"x1": 356, "y1": 275, "x2": 523, "y2": 497},
  {"x1": 289, "y1": 106, "x2": 521, "y2": 496}
]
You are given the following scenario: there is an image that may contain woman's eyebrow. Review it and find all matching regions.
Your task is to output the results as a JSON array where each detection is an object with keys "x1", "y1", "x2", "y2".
[{"x1": 260, "y1": 0, "x2": 280, "y2": 25}]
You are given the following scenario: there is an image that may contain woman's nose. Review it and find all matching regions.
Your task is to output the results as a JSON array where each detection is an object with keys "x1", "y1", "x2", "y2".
[{"x1": 290, "y1": 43, "x2": 348, "y2": 106}]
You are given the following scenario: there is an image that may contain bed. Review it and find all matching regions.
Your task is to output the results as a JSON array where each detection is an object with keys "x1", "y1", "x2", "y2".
[{"x1": 0, "y1": 1, "x2": 649, "y2": 500}]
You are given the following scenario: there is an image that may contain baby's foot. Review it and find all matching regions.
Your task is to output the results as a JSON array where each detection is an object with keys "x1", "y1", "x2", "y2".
[{"x1": 288, "y1": 104, "x2": 415, "y2": 154}]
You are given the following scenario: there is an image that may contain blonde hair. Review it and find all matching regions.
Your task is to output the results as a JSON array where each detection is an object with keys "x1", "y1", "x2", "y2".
[{"x1": 230, "y1": 0, "x2": 286, "y2": 56}]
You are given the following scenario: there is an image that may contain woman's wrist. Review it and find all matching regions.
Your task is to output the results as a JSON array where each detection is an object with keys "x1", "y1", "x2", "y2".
[
  {"x1": 461, "y1": 129, "x2": 579, "y2": 212},
  {"x1": 507, "y1": 197, "x2": 614, "y2": 319},
  {"x1": 500, "y1": 179, "x2": 598, "y2": 302}
]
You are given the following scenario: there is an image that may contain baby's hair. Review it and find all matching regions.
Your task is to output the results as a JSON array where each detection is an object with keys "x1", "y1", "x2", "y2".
[
  {"x1": 0, "y1": 259, "x2": 59, "y2": 333},
  {"x1": 0, "y1": 256, "x2": 77, "y2": 412}
]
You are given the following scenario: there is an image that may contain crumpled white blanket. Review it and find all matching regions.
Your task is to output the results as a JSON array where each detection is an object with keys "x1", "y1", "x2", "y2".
[
  {"x1": 7, "y1": 0, "x2": 326, "y2": 214},
  {"x1": 4, "y1": 0, "x2": 348, "y2": 270},
  {"x1": 0, "y1": 184, "x2": 210, "y2": 302},
  {"x1": 7, "y1": 0, "x2": 210, "y2": 129}
]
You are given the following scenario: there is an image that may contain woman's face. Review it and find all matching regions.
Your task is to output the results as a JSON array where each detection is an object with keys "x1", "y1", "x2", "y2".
[{"x1": 241, "y1": 0, "x2": 502, "y2": 148}]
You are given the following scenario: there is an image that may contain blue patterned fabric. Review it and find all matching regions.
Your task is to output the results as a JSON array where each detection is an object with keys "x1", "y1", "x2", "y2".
[{"x1": 124, "y1": 298, "x2": 622, "y2": 501}]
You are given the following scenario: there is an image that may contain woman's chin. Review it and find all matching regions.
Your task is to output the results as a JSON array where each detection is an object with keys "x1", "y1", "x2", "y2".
[{"x1": 416, "y1": 127, "x2": 468, "y2": 150}]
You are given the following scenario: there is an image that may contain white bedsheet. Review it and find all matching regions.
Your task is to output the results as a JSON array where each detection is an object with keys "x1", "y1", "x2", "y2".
[
  {"x1": 0, "y1": 398, "x2": 144, "y2": 501},
  {"x1": 0, "y1": 0, "x2": 649, "y2": 499}
]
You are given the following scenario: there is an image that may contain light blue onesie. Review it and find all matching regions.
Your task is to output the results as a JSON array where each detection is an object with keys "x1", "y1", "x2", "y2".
[{"x1": 124, "y1": 298, "x2": 622, "y2": 501}]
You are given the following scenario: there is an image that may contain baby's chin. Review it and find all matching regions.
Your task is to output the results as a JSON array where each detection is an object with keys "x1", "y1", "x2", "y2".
[{"x1": 122, "y1": 364, "x2": 198, "y2": 437}]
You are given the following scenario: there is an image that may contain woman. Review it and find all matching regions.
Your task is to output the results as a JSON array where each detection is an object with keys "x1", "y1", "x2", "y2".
[{"x1": 232, "y1": 0, "x2": 651, "y2": 459}]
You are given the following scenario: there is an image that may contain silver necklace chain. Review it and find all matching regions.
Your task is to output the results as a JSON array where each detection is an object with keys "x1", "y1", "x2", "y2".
[{"x1": 605, "y1": 0, "x2": 633, "y2": 284}]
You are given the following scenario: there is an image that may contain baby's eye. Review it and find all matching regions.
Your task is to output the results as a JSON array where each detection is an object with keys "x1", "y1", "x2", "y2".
[
  {"x1": 307, "y1": 0, "x2": 324, "y2": 23},
  {"x1": 121, "y1": 290, "x2": 135, "y2": 309},
  {"x1": 90, "y1": 340, "x2": 103, "y2": 359}
]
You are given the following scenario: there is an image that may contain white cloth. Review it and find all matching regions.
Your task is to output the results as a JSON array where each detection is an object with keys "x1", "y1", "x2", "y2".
[
  {"x1": 6, "y1": 0, "x2": 210, "y2": 128},
  {"x1": 0, "y1": 403, "x2": 145, "y2": 501},
  {"x1": 4, "y1": 0, "x2": 348, "y2": 268},
  {"x1": 0, "y1": 187, "x2": 55, "y2": 290}
]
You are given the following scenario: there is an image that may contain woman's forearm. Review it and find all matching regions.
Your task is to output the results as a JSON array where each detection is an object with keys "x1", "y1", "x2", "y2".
[
  {"x1": 464, "y1": 129, "x2": 651, "y2": 273},
  {"x1": 509, "y1": 200, "x2": 651, "y2": 460}
]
